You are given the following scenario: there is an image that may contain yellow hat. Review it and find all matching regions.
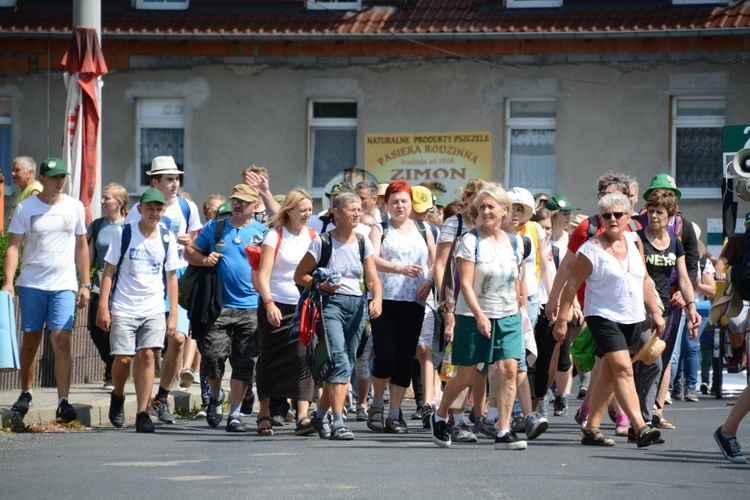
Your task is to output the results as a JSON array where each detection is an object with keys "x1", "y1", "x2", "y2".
[{"x1": 411, "y1": 185, "x2": 434, "y2": 214}]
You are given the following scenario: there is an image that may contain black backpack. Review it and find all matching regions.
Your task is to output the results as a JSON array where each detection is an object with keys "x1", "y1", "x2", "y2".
[{"x1": 731, "y1": 228, "x2": 750, "y2": 301}]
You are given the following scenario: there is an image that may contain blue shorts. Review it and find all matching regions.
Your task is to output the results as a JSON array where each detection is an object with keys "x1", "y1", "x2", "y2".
[{"x1": 17, "y1": 287, "x2": 76, "y2": 332}]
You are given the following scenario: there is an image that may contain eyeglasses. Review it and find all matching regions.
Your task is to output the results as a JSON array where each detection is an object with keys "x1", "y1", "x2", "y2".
[{"x1": 601, "y1": 212, "x2": 625, "y2": 220}]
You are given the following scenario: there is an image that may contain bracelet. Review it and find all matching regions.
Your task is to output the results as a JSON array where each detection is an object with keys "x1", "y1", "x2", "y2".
[
  {"x1": 263, "y1": 298, "x2": 275, "y2": 306},
  {"x1": 687, "y1": 301, "x2": 696, "y2": 307}
]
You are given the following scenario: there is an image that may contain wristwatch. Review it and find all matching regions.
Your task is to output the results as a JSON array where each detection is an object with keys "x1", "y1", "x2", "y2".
[{"x1": 80, "y1": 283, "x2": 92, "y2": 290}]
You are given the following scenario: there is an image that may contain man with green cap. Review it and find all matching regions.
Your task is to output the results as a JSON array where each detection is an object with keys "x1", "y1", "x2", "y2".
[
  {"x1": 97, "y1": 187, "x2": 180, "y2": 433},
  {"x1": 3, "y1": 157, "x2": 90, "y2": 424}
]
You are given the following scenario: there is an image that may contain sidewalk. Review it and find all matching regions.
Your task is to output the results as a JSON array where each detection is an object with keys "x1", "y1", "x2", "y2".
[{"x1": 0, "y1": 373, "x2": 234, "y2": 428}]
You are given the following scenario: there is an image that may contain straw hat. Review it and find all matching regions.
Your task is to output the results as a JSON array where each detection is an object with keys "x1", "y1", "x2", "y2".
[{"x1": 632, "y1": 332, "x2": 666, "y2": 365}]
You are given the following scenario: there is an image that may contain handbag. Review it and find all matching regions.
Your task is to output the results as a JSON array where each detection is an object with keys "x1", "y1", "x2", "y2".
[
  {"x1": 570, "y1": 325, "x2": 596, "y2": 373},
  {"x1": 177, "y1": 264, "x2": 203, "y2": 310}
]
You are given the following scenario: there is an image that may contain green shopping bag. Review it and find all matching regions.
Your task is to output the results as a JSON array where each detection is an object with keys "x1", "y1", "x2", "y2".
[{"x1": 570, "y1": 325, "x2": 596, "y2": 373}]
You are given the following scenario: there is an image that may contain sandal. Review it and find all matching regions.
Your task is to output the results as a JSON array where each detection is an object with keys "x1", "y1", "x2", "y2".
[
  {"x1": 636, "y1": 425, "x2": 661, "y2": 448},
  {"x1": 658, "y1": 418, "x2": 675, "y2": 430},
  {"x1": 256, "y1": 416, "x2": 275, "y2": 436},
  {"x1": 384, "y1": 417, "x2": 408, "y2": 434},
  {"x1": 294, "y1": 417, "x2": 316, "y2": 436},
  {"x1": 581, "y1": 427, "x2": 615, "y2": 446},
  {"x1": 367, "y1": 406, "x2": 384, "y2": 432}
]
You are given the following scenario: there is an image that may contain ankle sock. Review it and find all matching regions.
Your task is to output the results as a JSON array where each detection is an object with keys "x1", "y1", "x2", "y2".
[
  {"x1": 434, "y1": 413, "x2": 447, "y2": 423},
  {"x1": 580, "y1": 404, "x2": 590, "y2": 419},
  {"x1": 616, "y1": 413, "x2": 629, "y2": 427},
  {"x1": 156, "y1": 386, "x2": 169, "y2": 401},
  {"x1": 210, "y1": 387, "x2": 222, "y2": 400},
  {"x1": 331, "y1": 413, "x2": 345, "y2": 427},
  {"x1": 486, "y1": 406, "x2": 499, "y2": 422},
  {"x1": 316, "y1": 407, "x2": 329, "y2": 419},
  {"x1": 229, "y1": 404, "x2": 241, "y2": 420},
  {"x1": 388, "y1": 408, "x2": 400, "y2": 420},
  {"x1": 372, "y1": 397, "x2": 385, "y2": 409}
]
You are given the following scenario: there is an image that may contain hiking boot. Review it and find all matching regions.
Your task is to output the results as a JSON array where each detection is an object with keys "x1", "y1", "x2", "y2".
[
  {"x1": 475, "y1": 417, "x2": 498, "y2": 439},
  {"x1": 672, "y1": 380, "x2": 684, "y2": 401},
  {"x1": 494, "y1": 431, "x2": 527, "y2": 450},
  {"x1": 56, "y1": 399, "x2": 78, "y2": 423},
  {"x1": 714, "y1": 426, "x2": 747, "y2": 464},
  {"x1": 311, "y1": 413, "x2": 332, "y2": 440},
  {"x1": 684, "y1": 386, "x2": 699, "y2": 402},
  {"x1": 179, "y1": 368, "x2": 195, "y2": 389},
  {"x1": 136, "y1": 411, "x2": 154, "y2": 433},
  {"x1": 226, "y1": 416, "x2": 247, "y2": 433},
  {"x1": 152, "y1": 397, "x2": 176, "y2": 424},
  {"x1": 330, "y1": 424, "x2": 354, "y2": 440},
  {"x1": 451, "y1": 421, "x2": 478, "y2": 442},
  {"x1": 420, "y1": 404, "x2": 435, "y2": 429},
  {"x1": 553, "y1": 395, "x2": 568, "y2": 416},
  {"x1": 11, "y1": 391, "x2": 32, "y2": 418},
  {"x1": 430, "y1": 414, "x2": 451, "y2": 448},
  {"x1": 206, "y1": 389, "x2": 225, "y2": 428},
  {"x1": 525, "y1": 413, "x2": 548, "y2": 440},
  {"x1": 109, "y1": 392, "x2": 126, "y2": 428},
  {"x1": 511, "y1": 414, "x2": 525, "y2": 434}
]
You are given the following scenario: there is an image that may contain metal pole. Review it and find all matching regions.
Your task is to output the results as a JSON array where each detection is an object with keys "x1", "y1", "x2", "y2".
[{"x1": 73, "y1": 0, "x2": 102, "y2": 220}]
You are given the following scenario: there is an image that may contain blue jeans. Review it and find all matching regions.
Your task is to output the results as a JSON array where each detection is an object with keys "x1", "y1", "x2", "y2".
[
  {"x1": 322, "y1": 294, "x2": 365, "y2": 384},
  {"x1": 673, "y1": 306, "x2": 709, "y2": 389}
]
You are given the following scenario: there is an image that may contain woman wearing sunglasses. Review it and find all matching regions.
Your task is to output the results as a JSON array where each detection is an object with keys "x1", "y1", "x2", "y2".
[{"x1": 552, "y1": 192, "x2": 664, "y2": 447}]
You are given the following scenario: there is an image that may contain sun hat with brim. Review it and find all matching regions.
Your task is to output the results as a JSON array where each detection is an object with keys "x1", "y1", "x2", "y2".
[
  {"x1": 632, "y1": 332, "x2": 666, "y2": 365},
  {"x1": 273, "y1": 193, "x2": 286, "y2": 205},
  {"x1": 377, "y1": 183, "x2": 389, "y2": 197},
  {"x1": 216, "y1": 201, "x2": 232, "y2": 217},
  {"x1": 412, "y1": 185, "x2": 434, "y2": 214},
  {"x1": 39, "y1": 157, "x2": 69, "y2": 177},
  {"x1": 643, "y1": 173, "x2": 681, "y2": 201},
  {"x1": 508, "y1": 187, "x2": 535, "y2": 224},
  {"x1": 326, "y1": 181, "x2": 355, "y2": 198},
  {"x1": 546, "y1": 195, "x2": 579, "y2": 212},
  {"x1": 140, "y1": 187, "x2": 166, "y2": 205},
  {"x1": 146, "y1": 156, "x2": 183, "y2": 176},
  {"x1": 230, "y1": 184, "x2": 259, "y2": 203}
]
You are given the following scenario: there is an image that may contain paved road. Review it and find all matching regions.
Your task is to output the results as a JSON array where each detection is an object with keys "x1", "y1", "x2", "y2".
[{"x1": 1, "y1": 392, "x2": 748, "y2": 499}]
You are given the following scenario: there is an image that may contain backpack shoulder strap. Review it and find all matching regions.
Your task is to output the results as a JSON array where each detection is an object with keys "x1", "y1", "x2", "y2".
[
  {"x1": 522, "y1": 235, "x2": 532, "y2": 260},
  {"x1": 274, "y1": 227, "x2": 284, "y2": 259},
  {"x1": 508, "y1": 232, "x2": 521, "y2": 266},
  {"x1": 109, "y1": 223, "x2": 133, "y2": 306},
  {"x1": 214, "y1": 217, "x2": 226, "y2": 246},
  {"x1": 318, "y1": 232, "x2": 332, "y2": 268},
  {"x1": 456, "y1": 213, "x2": 463, "y2": 239},
  {"x1": 587, "y1": 215, "x2": 598, "y2": 240},
  {"x1": 551, "y1": 243, "x2": 560, "y2": 269},
  {"x1": 88, "y1": 217, "x2": 106, "y2": 259},
  {"x1": 177, "y1": 196, "x2": 191, "y2": 226},
  {"x1": 380, "y1": 219, "x2": 389, "y2": 243},
  {"x1": 416, "y1": 220, "x2": 428, "y2": 244},
  {"x1": 356, "y1": 232, "x2": 365, "y2": 263},
  {"x1": 158, "y1": 224, "x2": 171, "y2": 297}
]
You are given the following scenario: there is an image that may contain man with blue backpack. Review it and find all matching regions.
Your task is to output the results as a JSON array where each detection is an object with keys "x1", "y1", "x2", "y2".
[{"x1": 125, "y1": 156, "x2": 202, "y2": 424}]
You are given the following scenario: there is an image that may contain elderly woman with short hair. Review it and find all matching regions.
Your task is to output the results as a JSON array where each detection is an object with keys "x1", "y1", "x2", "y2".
[{"x1": 553, "y1": 192, "x2": 664, "y2": 447}]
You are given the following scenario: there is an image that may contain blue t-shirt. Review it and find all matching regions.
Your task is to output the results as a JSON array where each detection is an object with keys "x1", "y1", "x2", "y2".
[{"x1": 194, "y1": 217, "x2": 267, "y2": 309}]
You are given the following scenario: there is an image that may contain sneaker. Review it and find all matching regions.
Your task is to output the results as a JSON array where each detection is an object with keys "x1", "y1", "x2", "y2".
[
  {"x1": 11, "y1": 391, "x2": 32, "y2": 418},
  {"x1": 420, "y1": 404, "x2": 435, "y2": 429},
  {"x1": 109, "y1": 393, "x2": 126, "y2": 428},
  {"x1": 343, "y1": 389, "x2": 353, "y2": 415},
  {"x1": 355, "y1": 407, "x2": 367, "y2": 422},
  {"x1": 226, "y1": 416, "x2": 247, "y2": 433},
  {"x1": 179, "y1": 368, "x2": 195, "y2": 389},
  {"x1": 311, "y1": 414, "x2": 332, "y2": 439},
  {"x1": 196, "y1": 405, "x2": 208, "y2": 418},
  {"x1": 553, "y1": 395, "x2": 568, "y2": 416},
  {"x1": 684, "y1": 386, "x2": 699, "y2": 402},
  {"x1": 206, "y1": 389, "x2": 225, "y2": 428},
  {"x1": 536, "y1": 394, "x2": 549, "y2": 419},
  {"x1": 330, "y1": 424, "x2": 354, "y2": 440},
  {"x1": 494, "y1": 431, "x2": 527, "y2": 450},
  {"x1": 430, "y1": 414, "x2": 451, "y2": 448},
  {"x1": 152, "y1": 398, "x2": 176, "y2": 424},
  {"x1": 451, "y1": 421, "x2": 478, "y2": 442},
  {"x1": 664, "y1": 392, "x2": 672, "y2": 405},
  {"x1": 574, "y1": 407, "x2": 588, "y2": 427},
  {"x1": 577, "y1": 385, "x2": 588, "y2": 399},
  {"x1": 700, "y1": 382, "x2": 710, "y2": 395},
  {"x1": 102, "y1": 378, "x2": 115, "y2": 391},
  {"x1": 270, "y1": 415, "x2": 287, "y2": 426},
  {"x1": 714, "y1": 426, "x2": 748, "y2": 464},
  {"x1": 511, "y1": 414, "x2": 526, "y2": 434},
  {"x1": 56, "y1": 399, "x2": 78, "y2": 423},
  {"x1": 475, "y1": 417, "x2": 499, "y2": 439},
  {"x1": 524, "y1": 413, "x2": 548, "y2": 440},
  {"x1": 135, "y1": 411, "x2": 154, "y2": 433},
  {"x1": 672, "y1": 380, "x2": 684, "y2": 401},
  {"x1": 240, "y1": 396, "x2": 254, "y2": 417}
]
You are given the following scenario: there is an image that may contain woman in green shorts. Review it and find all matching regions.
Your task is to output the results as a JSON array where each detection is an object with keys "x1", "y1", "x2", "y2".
[{"x1": 430, "y1": 183, "x2": 527, "y2": 451}]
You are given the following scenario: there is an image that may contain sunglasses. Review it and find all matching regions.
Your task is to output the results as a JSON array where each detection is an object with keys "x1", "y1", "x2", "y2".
[{"x1": 601, "y1": 212, "x2": 626, "y2": 220}]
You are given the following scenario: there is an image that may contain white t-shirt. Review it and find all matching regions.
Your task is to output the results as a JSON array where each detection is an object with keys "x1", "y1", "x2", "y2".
[
  {"x1": 126, "y1": 197, "x2": 202, "y2": 269},
  {"x1": 262, "y1": 227, "x2": 316, "y2": 305},
  {"x1": 8, "y1": 194, "x2": 87, "y2": 291},
  {"x1": 578, "y1": 236, "x2": 646, "y2": 324},
  {"x1": 309, "y1": 213, "x2": 371, "y2": 238},
  {"x1": 307, "y1": 233, "x2": 374, "y2": 296},
  {"x1": 455, "y1": 231, "x2": 519, "y2": 319},
  {"x1": 104, "y1": 222, "x2": 180, "y2": 317}
]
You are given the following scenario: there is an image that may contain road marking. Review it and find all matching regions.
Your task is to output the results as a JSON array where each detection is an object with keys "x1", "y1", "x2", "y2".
[
  {"x1": 251, "y1": 453, "x2": 301, "y2": 457},
  {"x1": 103, "y1": 459, "x2": 206, "y2": 467},
  {"x1": 164, "y1": 476, "x2": 227, "y2": 482}
]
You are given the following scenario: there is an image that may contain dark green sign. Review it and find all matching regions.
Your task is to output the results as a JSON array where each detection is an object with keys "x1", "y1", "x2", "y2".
[{"x1": 723, "y1": 125, "x2": 750, "y2": 153}]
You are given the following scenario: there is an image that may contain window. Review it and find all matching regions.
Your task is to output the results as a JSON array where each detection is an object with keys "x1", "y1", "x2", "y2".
[
  {"x1": 0, "y1": 98, "x2": 11, "y2": 196},
  {"x1": 0, "y1": 0, "x2": 16, "y2": 8},
  {"x1": 505, "y1": 99, "x2": 556, "y2": 195},
  {"x1": 671, "y1": 97, "x2": 725, "y2": 198},
  {"x1": 135, "y1": 0, "x2": 189, "y2": 10},
  {"x1": 306, "y1": 0, "x2": 362, "y2": 10},
  {"x1": 136, "y1": 98, "x2": 185, "y2": 190},
  {"x1": 307, "y1": 101, "x2": 357, "y2": 198},
  {"x1": 672, "y1": 1, "x2": 729, "y2": 5},
  {"x1": 506, "y1": 0, "x2": 563, "y2": 8}
]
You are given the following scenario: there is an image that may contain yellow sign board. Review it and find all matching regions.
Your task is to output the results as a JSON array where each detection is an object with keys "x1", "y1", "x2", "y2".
[{"x1": 365, "y1": 132, "x2": 492, "y2": 204}]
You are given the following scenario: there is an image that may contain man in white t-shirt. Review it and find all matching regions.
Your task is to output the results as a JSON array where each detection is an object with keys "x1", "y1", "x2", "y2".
[
  {"x1": 97, "y1": 188, "x2": 180, "y2": 433},
  {"x1": 310, "y1": 181, "x2": 371, "y2": 237},
  {"x1": 3, "y1": 157, "x2": 90, "y2": 424},
  {"x1": 356, "y1": 180, "x2": 382, "y2": 224},
  {"x1": 124, "y1": 156, "x2": 202, "y2": 424}
]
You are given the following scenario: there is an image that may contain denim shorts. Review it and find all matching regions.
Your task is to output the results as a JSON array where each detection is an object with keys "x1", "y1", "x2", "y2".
[
  {"x1": 17, "y1": 287, "x2": 76, "y2": 332},
  {"x1": 110, "y1": 313, "x2": 167, "y2": 355}
]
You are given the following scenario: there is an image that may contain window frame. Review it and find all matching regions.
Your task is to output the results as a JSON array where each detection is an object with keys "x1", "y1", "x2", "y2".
[
  {"x1": 306, "y1": 0, "x2": 362, "y2": 11},
  {"x1": 135, "y1": 0, "x2": 190, "y2": 11},
  {"x1": 0, "y1": 97, "x2": 11, "y2": 196},
  {"x1": 506, "y1": 0, "x2": 563, "y2": 9},
  {"x1": 307, "y1": 100, "x2": 358, "y2": 200},
  {"x1": 670, "y1": 96, "x2": 725, "y2": 200},
  {"x1": 504, "y1": 98, "x2": 557, "y2": 194},
  {"x1": 134, "y1": 98, "x2": 186, "y2": 194}
]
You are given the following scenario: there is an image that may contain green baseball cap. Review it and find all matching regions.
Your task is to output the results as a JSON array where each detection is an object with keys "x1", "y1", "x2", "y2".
[
  {"x1": 643, "y1": 174, "x2": 681, "y2": 201},
  {"x1": 39, "y1": 157, "x2": 69, "y2": 177},
  {"x1": 216, "y1": 201, "x2": 232, "y2": 216},
  {"x1": 140, "y1": 187, "x2": 166, "y2": 205},
  {"x1": 546, "y1": 195, "x2": 579, "y2": 211}
]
